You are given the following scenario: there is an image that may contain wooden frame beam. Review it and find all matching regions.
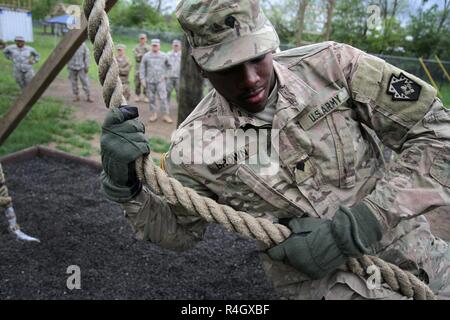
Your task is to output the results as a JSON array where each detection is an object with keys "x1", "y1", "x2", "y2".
[{"x1": 0, "y1": 0, "x2": 118, "y2": 146}]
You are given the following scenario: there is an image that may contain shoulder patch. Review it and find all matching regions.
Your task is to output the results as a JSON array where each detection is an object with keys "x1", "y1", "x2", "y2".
[{"x1": 387, "y1": 72, "x2": 421, "y2": 101}]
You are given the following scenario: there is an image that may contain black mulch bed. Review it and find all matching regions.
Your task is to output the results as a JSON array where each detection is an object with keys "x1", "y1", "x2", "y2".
[{"x1": 0, "y1": 156, "x2": 279, "y2": 300}]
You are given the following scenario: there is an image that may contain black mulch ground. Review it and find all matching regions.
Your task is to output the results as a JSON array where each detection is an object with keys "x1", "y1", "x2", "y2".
[{"x1": 0, "y1": 156, "x2": 279, "y2": 300}]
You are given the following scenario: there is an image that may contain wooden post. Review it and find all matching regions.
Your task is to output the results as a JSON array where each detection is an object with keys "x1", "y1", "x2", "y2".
[
  {"x1": 0, "y1": 0, "x2": 118, "y2": 146},
  {"x1": 295, "y1": 0, "x2": 309, "y2": 47},
  {"x1": 323, "y1": 0, "x2": 336, "y2": 40}
]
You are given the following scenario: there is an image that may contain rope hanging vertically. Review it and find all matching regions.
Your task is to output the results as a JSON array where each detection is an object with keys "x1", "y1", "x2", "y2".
[{"x1": 82, "y1": 0, "x2": 436, "y2": 300}]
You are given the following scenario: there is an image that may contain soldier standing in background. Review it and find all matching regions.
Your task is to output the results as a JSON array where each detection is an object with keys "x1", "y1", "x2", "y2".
[
  {"x1": 140, "y1": 39, "x2": 172, "y2": 123},
  {"x1": 3, "y1": 36, "x2": 40, "y2": 89},
  {"x1": 166, "y1": 39, "x2": 182, "y2": 107},
  {"x1": 116, "y1": 44, "x2": 132, "y2": 101},
  {"x1": 0, "y1": 163, "x2": 39, "y2": 242},
  {"x1": 133, "y1": 34, "x2": 151, "y2": 103},
  {"x1": 68, "y1": 42, "x2": 93, "y2": 102}
]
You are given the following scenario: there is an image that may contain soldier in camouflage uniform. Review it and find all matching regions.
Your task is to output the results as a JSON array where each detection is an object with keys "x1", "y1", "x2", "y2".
[
  {"x1": 166, "y1": 39, "x2": 182, "y2": 106},
  {"x1": 0, "y1": 163, "x2": 39, "y2": 242},
  {"x1": 100, "y1": 0, "x2": 450, "y2": 299},
  {"x1": 3, "y1": 36, "x2": 40, "y2": 89},
  {"x1": 116, "y1": 44, "x2": 132, "y2": 101},
  {"x1": 133, "y1": 34, "x2": 151, "y2": 103},
  {"x1": 68, "y1": 42, "x2": 93, "y2": 102},
  {"x1": 140, "y1": 39, "x2": 173, "y2": 123}
]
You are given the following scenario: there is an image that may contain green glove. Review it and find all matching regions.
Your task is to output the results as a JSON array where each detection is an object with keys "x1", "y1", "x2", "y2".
[
  {"x1": 100, "y1": 106, "x2": 150, "y2": 203},
  {"x1": 267, "y1": 202, "x2": 383, "y2": 279}
]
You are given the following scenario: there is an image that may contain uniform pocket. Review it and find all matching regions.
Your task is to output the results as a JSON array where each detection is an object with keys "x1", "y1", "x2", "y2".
[
  {"x1": 219, "y1": 165, "x2": 307, "y2": 218},
  {"x1": 430, "y1": 153, "x2": 450, "y2": 188},
  {"x1": 327, "y1": 108, "x2": 356, "y2": 188}
]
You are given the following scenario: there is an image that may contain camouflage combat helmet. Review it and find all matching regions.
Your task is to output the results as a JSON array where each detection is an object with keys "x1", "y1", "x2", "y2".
[{"x1": 176, "y1": 0, "x2": 280, "y2": 71}]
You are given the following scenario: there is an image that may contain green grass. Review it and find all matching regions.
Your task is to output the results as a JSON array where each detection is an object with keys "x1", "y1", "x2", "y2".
[
  {"x1": 0, "y1": 26, "x2": 175, "y2": 158},
  {"x1": 148, "y1": 137, "x2": 170, "y2": 154},
  {"x1": 438, "y1": 82, "x2": 450, "y2": 107},
  {"x1": 0, "y1": 54, "x2": 101, "y2": 157}
]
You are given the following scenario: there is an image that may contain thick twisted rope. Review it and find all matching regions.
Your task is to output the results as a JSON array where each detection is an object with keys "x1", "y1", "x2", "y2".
[
  {"x1": 83, "y1": 0, "x2": 436, "y2": 300},
  {"x1": 0, "y1": 163, "x2": 13, "y2": 210}
]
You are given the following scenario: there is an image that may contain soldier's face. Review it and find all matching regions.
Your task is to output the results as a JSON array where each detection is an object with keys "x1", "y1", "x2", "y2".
[
  {"x1": 117, "y1": 48, "x2": 125, "y2": 57},
  {"x1": 16, "y1": 41, "x2": 25, "y2": 48},
  {"x1": 173, "y1": 44, "x2": 181, "y2": 52},
  {"x1": 202, "y1": 53, "x2": 275, "y2": 113},
  {"x1": 139, "y1": 37, "x2": 146, "y2": 45},
  {"x1": 151, "y1": 44, "x2": 160, "y2": 53}
]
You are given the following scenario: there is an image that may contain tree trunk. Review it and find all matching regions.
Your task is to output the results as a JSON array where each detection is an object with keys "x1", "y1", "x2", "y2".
[
  {"x1": 295, "y1": 0, "x2": 309, "y2": 46},
  {"x1": 156, "y1": 0, "x2": 162, "y2": 13},
  {"x1": 177, "y1": 35, "x2": 204, "y2": 126},
  {"x1": 324, "y1": 0, "x2": 336, "y2": 40}
]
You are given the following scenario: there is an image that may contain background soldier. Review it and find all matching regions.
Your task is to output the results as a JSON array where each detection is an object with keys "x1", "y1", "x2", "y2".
[
  {"x1": 100, "y1": 0, "x2": 450, "y2": 299},
  {"x1": 0, "y1": 163, "x2": 39, "y2": 242},
  {"x1": 3, "y1": 36, "x2": 40, "y2": 89},
  {"x1": 166, "y1": 39, "x2": 182, "y2": 107},
  {"x1": 133, "y1": 34, "x2": 151, "y2": 103},
  {"x1": 116, "y1": 44, "x2": 131, "y2": 101},
  {"x1": 68, "y1": 42, "x2": 93, "y2": 102},
  {"x1": 140, "y1": 39, "x2": 172, "y2": 123}
]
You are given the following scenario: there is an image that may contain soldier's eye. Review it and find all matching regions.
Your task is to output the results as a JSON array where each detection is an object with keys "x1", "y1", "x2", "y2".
[{"x1": 250, "y1": 54, "x2": 266, "y2": 64}]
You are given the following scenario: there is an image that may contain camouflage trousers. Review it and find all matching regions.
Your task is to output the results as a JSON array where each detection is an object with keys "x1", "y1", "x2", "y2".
[
  {"x1": 14, "y1": 69, "x2": 34, "y2": 89},
  {"x1": 166, "y1": 77, "x2": 179, "y2": 105},
  {"x1": 68, "y1": 69, "x2": 91, "y2": 97},
  {"x1": 134, "y1": 71, "x2": 146, "y2": 96},
  {"x1": 146, "y1": 81, "x2": 169, "y2": 114},
  {"x1": 260, "y1": 215, "x2": 450, "y2": 300}
]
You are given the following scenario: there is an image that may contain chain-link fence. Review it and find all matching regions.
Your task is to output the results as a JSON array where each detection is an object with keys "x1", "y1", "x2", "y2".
[
  {"x1": 279, "y1": 42, "x2": 449, "y2": 89},
  {"x1": 375, "y1": 54, "x2": 449, "y2": 89}
]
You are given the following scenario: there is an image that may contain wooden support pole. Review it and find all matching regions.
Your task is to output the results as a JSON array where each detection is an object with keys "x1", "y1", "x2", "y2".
[
  {"x1": 435, "y1": 55, "x2": 450, "y2": 82},
  {"x1": 419, "y1": 57, "x2": 442, "y2": 99},
  {"x1": 0, "y1": 0, "x2": 118, "y2": 146}
]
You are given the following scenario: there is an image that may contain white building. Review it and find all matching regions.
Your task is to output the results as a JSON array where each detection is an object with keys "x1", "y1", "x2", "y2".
[{"x1": 0, "y1": 6, "x2": 33, "y2": 42}]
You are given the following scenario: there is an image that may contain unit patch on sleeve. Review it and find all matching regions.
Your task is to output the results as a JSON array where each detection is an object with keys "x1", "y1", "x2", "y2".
[{"x1": 387, "y1": 72, "x2": 422, "y2": 101}]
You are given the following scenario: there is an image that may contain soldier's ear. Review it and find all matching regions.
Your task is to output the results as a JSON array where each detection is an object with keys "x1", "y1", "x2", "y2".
[{"x1": 191, "y1": 56, "x2": 207, "y2": 79}]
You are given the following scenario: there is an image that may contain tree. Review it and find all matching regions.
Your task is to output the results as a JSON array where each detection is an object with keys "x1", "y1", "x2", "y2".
[
  {"x1": 32, "y1": 0, "x2": 83, "y2": 20},
  {"x1": 295, "y1": 0, "x2": 310, "y2": 46},
  {"x1": 405, "y1": 2, "x2": 450, "y2": 59}
]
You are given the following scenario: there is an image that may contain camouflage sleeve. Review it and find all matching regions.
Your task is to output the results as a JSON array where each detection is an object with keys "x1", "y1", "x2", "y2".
[
  {"x1": 133, "y1": 46, "x2": 141, "y2": 63},
  {"x1": 139, "y1": 55, "x2": 146, "y2": 83},
  {"x1": 124, "y1": 58, "x2": 131, "y2": 74},
  {"x1": 338, "y1": 44, "x2": 450, "y2": 231},
  {"x1": 120, "y1": 153, "x2": 212, "y2": 252},
  {"x1": 165, "y1": 54, "x2": 171, "y2": 70},
  {"x1": 3, "y1": 46, "x2": 12, "y2": 60},
  {"x1": 31, "y1": 47, "x2": 40, "y2": 63},
  {"x1": 84, "y1": 45, "x2": 90, "y2": 69}
]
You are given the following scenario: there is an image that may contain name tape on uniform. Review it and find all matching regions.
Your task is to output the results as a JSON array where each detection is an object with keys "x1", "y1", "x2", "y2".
[{"x1": 207, "y1": 143, "x2": 257, "y2": 174}]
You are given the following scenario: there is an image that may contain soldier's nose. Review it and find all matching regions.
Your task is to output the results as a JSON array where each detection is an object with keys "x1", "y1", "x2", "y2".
[{"x1": 239, "y1": 63, "x2": 260, "y2": 89}]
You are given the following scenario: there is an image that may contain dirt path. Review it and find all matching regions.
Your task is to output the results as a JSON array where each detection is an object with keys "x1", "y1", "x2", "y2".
[{"x1": 42, "y1": 77, "x2": 179, "y2": 162}]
